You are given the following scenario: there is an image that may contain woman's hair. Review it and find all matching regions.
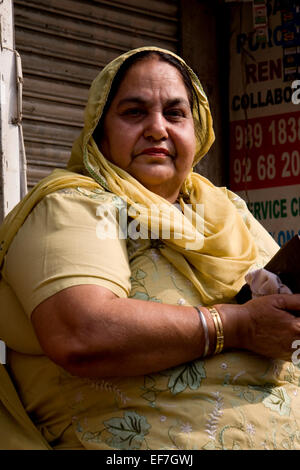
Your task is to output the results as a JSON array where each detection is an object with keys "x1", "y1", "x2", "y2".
[{"x1": 93, "y1": 50, "x2": 201, "y2": 142}]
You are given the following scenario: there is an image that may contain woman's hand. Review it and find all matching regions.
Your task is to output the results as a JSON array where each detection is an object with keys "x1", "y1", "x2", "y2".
[{"x1": 216, "y1": 294, "x2": 300, "y2": 361}]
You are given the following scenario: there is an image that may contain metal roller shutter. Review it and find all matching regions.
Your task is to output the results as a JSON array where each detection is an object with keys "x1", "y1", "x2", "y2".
[{"x1": 13, "y1": 0, "x2": 180, "y2": 188}]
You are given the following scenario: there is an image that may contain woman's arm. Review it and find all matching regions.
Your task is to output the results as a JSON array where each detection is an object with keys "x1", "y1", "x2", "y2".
[
  {"x1": 31, "y1": 284, "x2": 215, "y2": 377},
  {"x1": 31, "y1": 284, "x2": 300, "y2": 378}
]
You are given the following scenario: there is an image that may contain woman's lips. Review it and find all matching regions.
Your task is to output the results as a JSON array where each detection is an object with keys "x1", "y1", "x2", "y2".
[{"x1": 137, "y1": 148, "x2": 172, "y2": 157}]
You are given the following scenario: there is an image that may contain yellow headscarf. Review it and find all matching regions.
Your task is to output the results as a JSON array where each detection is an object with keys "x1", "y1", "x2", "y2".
[{"x1": 0, "y1": 46, "x2": 259, "y2": 305}]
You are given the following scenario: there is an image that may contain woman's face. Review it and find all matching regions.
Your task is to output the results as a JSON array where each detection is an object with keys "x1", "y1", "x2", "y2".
[{"x1": 99, "y1": 57, "x2": 196, "y2": 202}]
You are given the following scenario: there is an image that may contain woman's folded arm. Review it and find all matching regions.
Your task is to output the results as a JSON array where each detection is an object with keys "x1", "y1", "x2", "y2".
[
  {"x1": 31, "y1": 284, "x2": 300, "y2": 378},
  {"x1": 30, "y1": 284, "x2": 225, "y2": 377}
]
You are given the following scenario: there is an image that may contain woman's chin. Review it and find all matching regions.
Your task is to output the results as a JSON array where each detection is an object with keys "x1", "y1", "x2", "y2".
[{"x1": 130, "y1": 170, "x2": 175, "y2": 191}]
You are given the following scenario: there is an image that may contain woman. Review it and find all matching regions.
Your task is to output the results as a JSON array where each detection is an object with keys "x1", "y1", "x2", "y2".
[{"x1": 0, "y1": 46, "x2": 300, "y2": 450}]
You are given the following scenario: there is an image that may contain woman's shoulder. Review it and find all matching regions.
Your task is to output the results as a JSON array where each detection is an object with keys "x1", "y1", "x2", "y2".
[
  {"x1": 46, "y1": 186, "x2": 115, "y2": 202},
  {"x1": 17, "y1": 187, "x2": 127, "y2": 239},
  {"x1": 38, "y1": 186, "x2": 127, "y2": 215}
]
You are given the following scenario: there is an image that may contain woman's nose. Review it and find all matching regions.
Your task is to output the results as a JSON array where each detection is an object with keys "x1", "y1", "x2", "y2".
[{"x1": 143, "y1": 112, "x2": 168, "y2": 141}]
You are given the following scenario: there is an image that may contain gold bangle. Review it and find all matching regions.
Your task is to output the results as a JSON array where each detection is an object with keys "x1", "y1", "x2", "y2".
[
  {"x1": 194, "y1": 306, "x2": 209, "y2": 357},
  {"x1": 207, "y1": 307, "x2": 224, "y2": 354}
]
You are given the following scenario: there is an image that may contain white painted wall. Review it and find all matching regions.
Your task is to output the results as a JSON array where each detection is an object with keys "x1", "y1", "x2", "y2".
[{"x1": 0, "y1": 0, "x2": 26, "y2": 222}]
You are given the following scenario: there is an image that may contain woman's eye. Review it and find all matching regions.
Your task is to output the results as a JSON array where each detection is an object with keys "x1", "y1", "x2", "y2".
[
  {"x1": 165, "y1": 109, "x2": 185, "y2": 119},
  {"x1": 123, "y1": 108, "x2": 144, "y2": 117}
]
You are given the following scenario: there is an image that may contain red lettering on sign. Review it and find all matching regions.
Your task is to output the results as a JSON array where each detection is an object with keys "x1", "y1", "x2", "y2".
[{"x1": 246, "y1": 58, "x2": 282, "y2": 84}]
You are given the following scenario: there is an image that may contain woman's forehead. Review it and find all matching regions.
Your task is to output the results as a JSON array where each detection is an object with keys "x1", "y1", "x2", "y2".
[{"x1": 112, "y1": 58, "x2": 189, "y2": 102}]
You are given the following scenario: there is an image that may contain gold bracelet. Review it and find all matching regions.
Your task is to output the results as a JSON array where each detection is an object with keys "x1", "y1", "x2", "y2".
[{"x1": 207, "y1": 307, "x2": 224, "y2": 354}]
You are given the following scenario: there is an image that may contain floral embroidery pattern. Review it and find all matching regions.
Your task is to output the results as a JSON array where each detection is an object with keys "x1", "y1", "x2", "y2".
[
  {"x1": 104, "y1": 411, "x2": 151, "y2": 450},
  {"x1": 202, "y1": 407, "x2": 255, "y2": 450},
  {"x1": 164, "y1": 360, "x2": 206, "y2": 395},
  {"x1": 130, "y1": 268, "x2": 161, "y2": 303},
  {"x1": 284, "y1": 363, "x2": 299, "y2": 384},
  {"x1": 181, "y1": 422, "x2": 193, "y2": 434},
  {"x1": 84, "y1": 378, "x2": 131, "y2": 405},
  {"x1": 140, "y1": 359, "x2": 206, "y2": 409},
  {"x1": 249, "y1": 384, "x2": 291, "y2": 416},
  {"x1": 263, "y1": 388, "x2": 291, "y2": 416},
  {"x1": 246, "y1": 423, "x2": 256, "y2": 436},
  {"x1": 205, "y1": 392, "x2": 224, "y2": 441},
  {"x1": 141, "y1": 375, "x2": 167, "y2": 407},
  {"x1": 75, "y1": 411, "x2": 151, "y2": 449}
]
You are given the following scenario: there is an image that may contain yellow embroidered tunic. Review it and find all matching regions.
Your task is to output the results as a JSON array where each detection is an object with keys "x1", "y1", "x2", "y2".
[{"x1": 3, "y1": 187, "x2": 300, "y2": 450}]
